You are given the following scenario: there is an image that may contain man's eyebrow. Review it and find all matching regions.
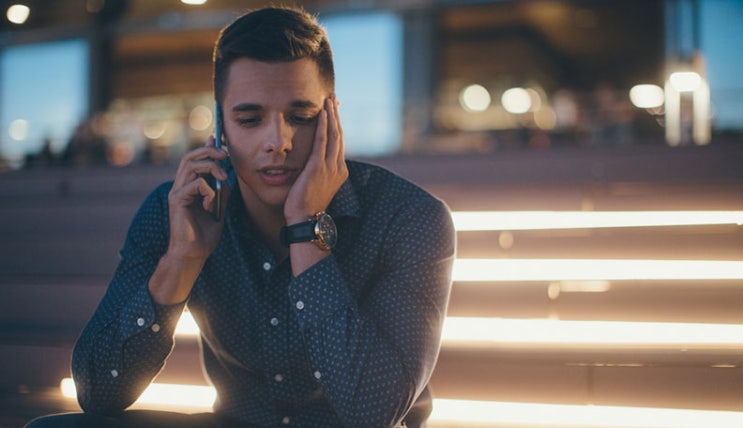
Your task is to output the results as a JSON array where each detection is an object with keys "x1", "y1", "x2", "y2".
[
  {"x1": 231, "y1": 101, "x2": 320, "y2": 112},
  {"x1": 290, "y1": 100, "x2": 320, "y2": 109},
  {"x1": 232, "y1": 103, "x2": 262, "y2": 112}
]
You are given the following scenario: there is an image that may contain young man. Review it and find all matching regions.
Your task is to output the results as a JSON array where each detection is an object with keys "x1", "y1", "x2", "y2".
[{"x1": 27, "y1": 6, "x2": 454, "y2": 428}]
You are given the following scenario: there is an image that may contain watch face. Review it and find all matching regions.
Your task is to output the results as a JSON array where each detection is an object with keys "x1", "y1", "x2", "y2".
[{"x1": 315, "y1": 213, "x2": 337, "y2": 249}]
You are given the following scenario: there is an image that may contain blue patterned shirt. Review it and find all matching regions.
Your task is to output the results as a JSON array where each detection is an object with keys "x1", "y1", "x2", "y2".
[{"x1": 72, "y1": 160, "x2": 455, "y2": 428}]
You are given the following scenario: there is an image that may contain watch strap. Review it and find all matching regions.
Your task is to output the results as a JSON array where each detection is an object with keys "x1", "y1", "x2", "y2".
[{"x1": 280, "y1": 220, "x2": 316, "y2": 247}]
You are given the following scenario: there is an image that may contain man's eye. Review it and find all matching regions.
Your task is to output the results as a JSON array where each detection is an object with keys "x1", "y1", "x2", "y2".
[
  {"x1": 290, "y1": 115, "x2": 317, "y2": 125},
  {"x1": 237, "y1": 117, "x2": 260, "y2": 126}
]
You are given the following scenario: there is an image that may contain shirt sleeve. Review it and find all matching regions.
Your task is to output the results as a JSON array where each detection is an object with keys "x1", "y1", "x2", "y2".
[
  {"x1": 71, "y1": 183, "x2": 186, "y2": 415},
  {"x1": 288, "y1": 196, "x2": 456, "y2": 428}
]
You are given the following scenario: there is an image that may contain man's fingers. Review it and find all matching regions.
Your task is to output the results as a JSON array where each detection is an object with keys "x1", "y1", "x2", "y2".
[
  {"x1": 312, "y1": 108, "x2": 328, "y2": 162},
  {"x1": 205, "y1": 135, "x2": 216, "y2": 148},
  {"x1": 182, "y1": 145, "x2": 227, "y2": 163},
  {"x1": 329, "y1": 95, "x2": 345, "y2": 168},
  {"x1": 174, "y1": 146, "x2": 228, "y2": 187},
  {"x1": 191, "y1": 159, "x2": 228, "y2": 180},
  {"x1": 170, "y1": 177, "x2": 219, "y2": 216}
]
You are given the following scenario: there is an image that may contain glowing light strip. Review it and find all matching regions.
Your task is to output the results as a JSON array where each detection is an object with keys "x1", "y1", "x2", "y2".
[
  {"x1": 430, "y1": 398, "x2": 743, "y2": 428},
  {"x1": 59, "y1": 379, "x2": 743, "y2": 427},
  {"x1": 451, "y1": 211, "x2": 743, "y2": 231},
  {"x1": 176, "y1": 312, "x2": 743, "y2": 349},
  {"x1": 452, "y1": 259, "x2": 743, "y2": 282},
  {"x1": 60, "y1": 378, "x2": 216, "y2": 410},
  {"x1": 175, "y1": 310, "x2": 200, "y2": 336},
  {"x1": 441, "y1": 317, "x2": 743, "y2": 349}
]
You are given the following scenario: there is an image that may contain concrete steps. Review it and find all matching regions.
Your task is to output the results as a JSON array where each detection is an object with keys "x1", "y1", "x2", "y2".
[{"x1": 2, "y1": 146, "x2": 743, "y2": 427}]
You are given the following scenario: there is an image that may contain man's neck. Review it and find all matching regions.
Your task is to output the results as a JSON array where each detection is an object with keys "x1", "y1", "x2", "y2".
[{"x1": 239, "y1": 187, "x2": 289, "y2": 260}]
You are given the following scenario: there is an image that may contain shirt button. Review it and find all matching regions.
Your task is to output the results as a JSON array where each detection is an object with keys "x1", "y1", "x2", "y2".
[
  {"x1": 262, "y1": 262, "x2": 271, "y2": 271},
  {"x1": 270, "y1": 317, "x2": 279, "y2": 326},
  {"x1": 136, "y1": 318, "x2": 145, "y2": 327},
  {"x1": 151, "y1": 323, "x2": 161, "y2": 333},
  {"x1": 274, "y1": 374, "x2": 284, "y2": 382},
  {"x1": 314, "y1": 371, "x2": 322, "y2": 379},
  {"x1": 281, "y1": 416, "x2": 290, "y2": 425},
  {"x1": 110, "y1": 369, "x2": 119, "y2": 378},
  {"x1": 295, "y1": 301, "x2": 304, "y2": 310}
]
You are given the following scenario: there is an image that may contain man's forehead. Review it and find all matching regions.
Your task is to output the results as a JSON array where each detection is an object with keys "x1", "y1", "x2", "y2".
[
  {"x1": 226, "y1": 58, "x2": 323, "y2": 85},
  {"x1": 224, "y1": 58, "x2": 329, "y2": 103}
]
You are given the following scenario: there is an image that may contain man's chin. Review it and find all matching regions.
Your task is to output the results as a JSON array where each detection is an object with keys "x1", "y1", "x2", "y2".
[{"x1": 236, "y1": 180, "x2": 289, "y2": 212}]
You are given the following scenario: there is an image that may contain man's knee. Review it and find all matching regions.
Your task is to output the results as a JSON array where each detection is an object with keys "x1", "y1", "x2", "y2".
[{"x1": 24, "y1": 413, "x2": 122, "y2": 428}]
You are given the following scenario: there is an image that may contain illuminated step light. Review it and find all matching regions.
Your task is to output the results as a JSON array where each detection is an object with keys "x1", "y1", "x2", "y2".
[
  {"x1": 60, "y1": 378, "x2": 216, "y2": 410},
  {"x1": 176, "y1": 312, "x2": 743, "y2": 350},
  {"x1": 60, "y1": 379, "x2": 743, "y2": 428},
  {"x1": 452, "y1": 259, "x2": 743, "y2": 282},
  {"x1": 441, "y1": 317, "x2": 743, "y2": 349},
  {"x1": 451, "y1": 210, "x2": 743, "y2": 231},
  {"x1": 430, "y1": 398, "x2": 743, "y2": 428},
  {"x1": 175, "y1": 310, "x2": 200, "y2": 336}
]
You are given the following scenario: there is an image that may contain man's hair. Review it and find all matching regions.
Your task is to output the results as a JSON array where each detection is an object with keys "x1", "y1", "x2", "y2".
[{"x1": 213, "y1": 6, "x2": 335, "y2": 102}]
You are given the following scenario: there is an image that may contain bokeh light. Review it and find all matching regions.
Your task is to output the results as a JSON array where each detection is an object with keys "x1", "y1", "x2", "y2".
[
  {"x1": 6, "y1": 4, "x2": 30, "y2": 24},
  {"x1": 189, "y1": 105, "x2": 212, "y2": 131},
  {"x1": 501, "y1": 87, "x2": 532, "y2": 114},
  {"x1": 669, "y1": 71, "x2": 702, "y2": 92},
  {"x1": 8, "y1": 119, "x2": 29, "y2": 141},
  {"x1": 459, "y1": 84, "x2": 491, "y2": 112},
  {"x1": 630, "y1": 84, "x2": 665, "y2": 108}
]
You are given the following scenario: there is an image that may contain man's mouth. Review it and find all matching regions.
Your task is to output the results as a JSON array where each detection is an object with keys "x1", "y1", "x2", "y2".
[
  {"x1": 258, "y1": 166, "x2": 297, "y2": 185},
  {"x1": 262, "y1": 168, "x2": 290, "y2": 176}
]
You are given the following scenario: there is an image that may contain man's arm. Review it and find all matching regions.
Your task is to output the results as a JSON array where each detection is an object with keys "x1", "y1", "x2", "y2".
[
  {"x1": 73, "y1": 139, "x2": 228, "y2": 413},
  {"x1": 289, "y1": 197, "x2": 456, "y2": 428},
  {"x1": 284, "y1": 95, "x2": 348, "y2": 276},
  {"x1": 71, "y1": 183, "x2": 186, "y2": 414}
]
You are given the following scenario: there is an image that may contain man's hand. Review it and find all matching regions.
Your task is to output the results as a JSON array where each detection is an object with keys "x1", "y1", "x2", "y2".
[
  {"x1": 283, "y1": 94, "x2": 348, "y2": 276},
  {"x1": 168, "y1": 136, "x2": 230, "y2": 259},
  {"x1": 284, "y1": 94, "x2": 348, "y2": 225},
  {"x1": 149, "y1": 137, "x2": 229, "y2": 304}
]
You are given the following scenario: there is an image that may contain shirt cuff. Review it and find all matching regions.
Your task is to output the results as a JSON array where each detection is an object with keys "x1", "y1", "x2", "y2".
[
  {"x1": 289, "y1": 254, "x2": 354, "y2": 328},
  {"x1": 118, "y1": 284, "x2": 185, "y2": 339}
]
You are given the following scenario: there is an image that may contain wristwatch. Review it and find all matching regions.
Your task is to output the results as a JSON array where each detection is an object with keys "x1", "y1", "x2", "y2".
[{"x1": 280, "y1": 212, "x2": 337, "y2": 251}]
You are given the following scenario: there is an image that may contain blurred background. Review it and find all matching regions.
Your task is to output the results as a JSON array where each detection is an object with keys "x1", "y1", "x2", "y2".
[{"x1": 1, "y1": 0, "x2": 742, "y2": 427}]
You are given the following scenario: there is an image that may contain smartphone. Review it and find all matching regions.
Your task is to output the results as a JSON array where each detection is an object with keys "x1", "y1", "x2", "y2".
[{"x1": 213, "y1": 101, "x2": 224, "y2": 222}]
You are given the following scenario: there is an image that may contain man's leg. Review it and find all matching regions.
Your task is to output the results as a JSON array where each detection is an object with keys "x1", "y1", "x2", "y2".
[
  {"x1": 25, "y1": 410, "x2": 246, "y2": 428},
  {"x1": 24, "y1": 412, "x2": 124, "y2": 428}
]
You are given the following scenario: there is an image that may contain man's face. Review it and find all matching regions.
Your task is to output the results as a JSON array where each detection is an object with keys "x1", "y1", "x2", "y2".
[{"x1": 222, "y1": 58, "x2": 330, "y2": 211}]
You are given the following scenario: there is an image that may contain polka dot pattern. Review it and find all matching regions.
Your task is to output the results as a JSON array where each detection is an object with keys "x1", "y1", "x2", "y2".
[{"x1": 71, "y1": 160, "x2": 455, "y2": 428}]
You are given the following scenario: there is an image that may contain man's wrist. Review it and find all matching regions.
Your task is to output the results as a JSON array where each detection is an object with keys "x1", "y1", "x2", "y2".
[
  {"x1": 281, "y1": 212, "x2": 337, "y2": 251},
  {"x1": 284, "y1": 212, "x2": 314, "y2": 226},
  {"x1": 148, "y1": 251, "x2": 205, "y2": 305}
]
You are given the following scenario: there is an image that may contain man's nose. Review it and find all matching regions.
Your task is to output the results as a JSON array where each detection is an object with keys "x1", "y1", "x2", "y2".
[{"x1": 264, "y1": 115, "x2": 293, "y2": 153}]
